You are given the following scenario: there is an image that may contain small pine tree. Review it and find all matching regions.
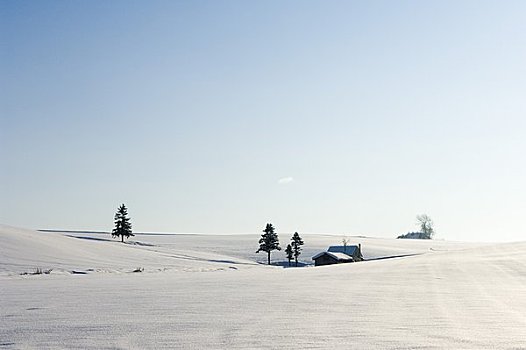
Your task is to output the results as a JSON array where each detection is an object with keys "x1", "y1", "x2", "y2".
[
  {"x1": 256, "y1": 223, "x2": 281, "y2": 265},
  {"x1": 291, "y1": 232, "x2": 304, "y2": 267},
  {"x1": 285, "y1": 244, "x2": 293, "y2": 266},
  {"x1": 112, "y1": 204, "x2": 134, "y2": 243}
]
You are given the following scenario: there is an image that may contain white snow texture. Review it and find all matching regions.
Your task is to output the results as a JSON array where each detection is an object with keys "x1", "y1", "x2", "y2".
[{"x1": 1, "y1": 224, "x2": 525, "y2": 349}]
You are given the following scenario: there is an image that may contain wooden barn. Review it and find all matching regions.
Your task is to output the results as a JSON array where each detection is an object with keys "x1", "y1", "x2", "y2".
[{"x1": 312, "y1": 244, "x2": 363, "y2": 266}]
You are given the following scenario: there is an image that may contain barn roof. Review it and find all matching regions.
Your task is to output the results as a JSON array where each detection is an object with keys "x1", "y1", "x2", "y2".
[
  {"x1": 312, "y1": 251, "x2": 354, "y2": 261},
  {"x1": 328, "y1": 245, "x2": 359, "y2": 255}
]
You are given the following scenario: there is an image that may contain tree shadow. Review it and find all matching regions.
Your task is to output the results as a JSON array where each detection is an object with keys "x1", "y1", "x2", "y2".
[
  {"x1": 66, "y1": 235, "x2": 113, "y2": 242},
  {"x1": 257, "y1": 260, "x2": 311, "y2": 268},
  {"x1": 166, "y1": 253, "x2": 259, "y2": 266},
  {"x1": 365, "y1": 253, "x2": 422, "y2": 261}
]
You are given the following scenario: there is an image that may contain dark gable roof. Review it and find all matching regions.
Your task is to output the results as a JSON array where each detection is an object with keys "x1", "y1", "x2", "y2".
[{"x1": 328, "y1": 245, "x2": 358, "y2": 255}]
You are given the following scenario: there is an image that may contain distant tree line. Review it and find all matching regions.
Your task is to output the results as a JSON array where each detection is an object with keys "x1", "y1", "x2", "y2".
[{"x1": 398, "y1": 214, "x2": 435, "y2": 239}]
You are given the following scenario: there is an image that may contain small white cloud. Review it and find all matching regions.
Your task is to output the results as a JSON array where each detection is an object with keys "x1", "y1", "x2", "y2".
[{"x1": 278, "y1": 176, "x2": 294, "y2": 184}]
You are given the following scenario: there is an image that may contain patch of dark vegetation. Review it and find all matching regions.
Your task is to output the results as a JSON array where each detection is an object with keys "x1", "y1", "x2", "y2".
[
  {"x1": 20, "y1": 268, "x2": 52, "y2": 276},
  {"x1": 397, "y1": 214, "x2": 435, "y2": 239},
  {"x1": 397, "y1": 232, "x2": 432, "y2": 239}
]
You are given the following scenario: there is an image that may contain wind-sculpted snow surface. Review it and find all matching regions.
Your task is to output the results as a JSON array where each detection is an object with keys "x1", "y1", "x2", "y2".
[
  {"x1": 1, "y1": 225, "x2": 525, "y2": 349},
  {"x1": 0, "y1": 225, "x2": 261, "y2": 275}
]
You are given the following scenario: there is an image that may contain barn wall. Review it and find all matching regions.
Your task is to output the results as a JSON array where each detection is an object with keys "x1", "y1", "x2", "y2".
[{"x1": 314, "y1": 254, "x2": 338, "y2": 266}]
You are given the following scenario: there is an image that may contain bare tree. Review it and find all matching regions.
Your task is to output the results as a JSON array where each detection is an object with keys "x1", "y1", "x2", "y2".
[
  {"x1": 342, "y1": 237, "x2": 349, "y2": 248},
  {"x1": 416, "y1": 214, "x2": 434, "y2": 239}
]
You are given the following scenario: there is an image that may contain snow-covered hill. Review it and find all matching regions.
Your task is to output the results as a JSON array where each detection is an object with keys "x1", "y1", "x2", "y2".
[
  {"x1": 0, "y1": 224, "x2": 486, "y2": 275},
  {"x1": 1, "y1": 225, "x2": 524, "y2": 349},
  {"x1": 0, "y1": 225, "x2": 263, "y2": 275}
]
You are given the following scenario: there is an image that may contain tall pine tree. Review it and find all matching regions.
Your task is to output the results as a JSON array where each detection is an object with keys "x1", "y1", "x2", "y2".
[
  {"x1": 112, "y1": 204, "x2": 134, "y2": 243},
  {"x1": 291, "y1": 231, "x2": 304, "y2": 267},
  {"x1": 256, "y1": 223, "x2": 281, "y2": 265},
  {"x1": 285, "y1": 244, "x2": 293, "y2": 267}
]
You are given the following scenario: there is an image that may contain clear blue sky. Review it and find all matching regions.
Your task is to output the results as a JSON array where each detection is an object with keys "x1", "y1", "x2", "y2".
[{"x1": 1, "y1": 1, "x2": 525, "y2": 241}]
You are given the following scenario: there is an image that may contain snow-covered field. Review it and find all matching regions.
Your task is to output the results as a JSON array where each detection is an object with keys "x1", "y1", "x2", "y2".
[{"x1": 1, "y1": 224, "x2": 525, "y2": 349}]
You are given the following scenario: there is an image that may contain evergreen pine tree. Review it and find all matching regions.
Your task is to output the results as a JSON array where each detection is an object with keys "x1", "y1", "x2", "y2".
[
  {"x1": 291, "y1": 231, "x2": 304, "y2": 267},
  {"x1": 285, "y1": 244, "x2": 293, "y2": 266},
  {"x1": 256, "y1": 223, "x2": 281, "y2": 265},
  {"x1": 112, "y1": 204, "x2": 134, "y2": 243}
]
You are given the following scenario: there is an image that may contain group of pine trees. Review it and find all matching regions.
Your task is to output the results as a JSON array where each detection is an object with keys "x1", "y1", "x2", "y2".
[
  {"x1": 285, "y1": 232, "x2": 304, "y2": 267},
  {"x1": 256, "y1": 223, "x2": 304, "y2": 266},
  {"x1": 112, "y1": 206, "x2": 305, "y2": 267}
]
